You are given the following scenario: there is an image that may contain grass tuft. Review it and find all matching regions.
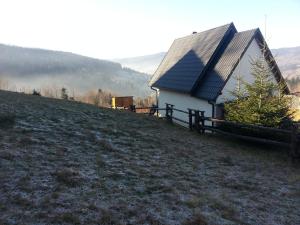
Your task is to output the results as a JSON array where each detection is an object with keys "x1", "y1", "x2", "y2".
[
  {"x1": 183, "y1": 213, "x2": 208, "y2": 225},
  {"x1": 0, "y1": 112, "x2": 16, "y2": 128},
  {"x1": 0, "y1": 150, "x2": 15, "y2": 160},
  {"x1": 54, "y1": 212, "x2": 81, "y2": 225},
  {"x1": 53, "y1": 168, "x2": 83, "y2": 187}
]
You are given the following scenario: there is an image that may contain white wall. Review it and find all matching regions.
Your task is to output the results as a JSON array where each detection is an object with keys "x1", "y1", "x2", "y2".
[
  {"x1": 158, "y1": 89, "x2": 212, "y2": 127},
  {"x1": 216, "y1": 39, "x2": 277, "y2": 104},
  {"x1": 290, "y1": 95, "x2": 300, "y2": 110}
]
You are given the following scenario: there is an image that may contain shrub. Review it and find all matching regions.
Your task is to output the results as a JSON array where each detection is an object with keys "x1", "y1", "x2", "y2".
[
  {"x1": 183, "y1": 213, "x2": 208, "y2": 225},
  {"x1": 61, "y1": 87, "x2": 68, "y2": 100},
  {"x1": 53, "y1": 168, "x2": 83, "y2": 187},
  {"x1": 52, "y1": 212, "x2": 80, "y2": 225},
  {"x1": 32, "y1": 89, "x2": 41, "y2": 96}
]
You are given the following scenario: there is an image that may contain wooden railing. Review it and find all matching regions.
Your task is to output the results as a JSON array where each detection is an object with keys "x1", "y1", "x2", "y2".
[
  {"x1": 129, "y1": 105, "x2": 165, "y2": 116},
  {"x1": 129, "y1": 103, "x2": 300, "y2": 159}
]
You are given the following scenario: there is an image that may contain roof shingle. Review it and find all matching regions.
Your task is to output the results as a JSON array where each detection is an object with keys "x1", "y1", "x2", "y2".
[
  {"x1": 150, "y1": 23, "x2": 236, "y2": 93},
  {"x1": 150, "y1": 23, "x2": 289, "y2": 100},
  {"x1": 194, "y1": 29, "x2": 257, "y2": 100}
]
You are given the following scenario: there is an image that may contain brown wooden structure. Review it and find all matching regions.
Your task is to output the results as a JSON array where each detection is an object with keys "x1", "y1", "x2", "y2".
[{"x1": 111, "y1": 96, "x2": 133, "y2": 109}]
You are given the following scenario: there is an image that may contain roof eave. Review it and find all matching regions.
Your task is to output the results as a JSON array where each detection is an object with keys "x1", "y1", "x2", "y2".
[
  {"x1": 151, "y1": 85, "x2": 191, "y2": 95},
  {"x1": 212, "y1": 28, "x2": 290, "y2": 102},
  {"x1": 211, "y1": 31, "x2": 257, "y2": 101},
  {"x1": 254, "y1": 29, "x2": 290, "y2": 94}
]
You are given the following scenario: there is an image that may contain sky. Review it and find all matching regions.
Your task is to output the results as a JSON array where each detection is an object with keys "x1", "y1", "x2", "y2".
[{"x1": 0, "y1": 0, "x2": 299, "y2": 59}]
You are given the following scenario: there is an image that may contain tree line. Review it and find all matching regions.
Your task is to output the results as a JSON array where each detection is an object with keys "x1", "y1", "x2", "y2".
[{"x1": 0, "y1": 78, "x2": 155, "y2": 108}]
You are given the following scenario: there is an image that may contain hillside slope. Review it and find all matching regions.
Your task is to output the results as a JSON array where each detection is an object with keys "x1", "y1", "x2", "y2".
[
  {"x1": 0, "y1": 44, "x2": 151, "y2": 97},
  {"x1": 113, "y1": 52, "x2": 166, "y2": 74},
  {"x1": 272, "y1": 46, "x2": 300, "y2": 80},
  {"x1": 0, "y1": 90, "x2": 299, "y2": 225}
]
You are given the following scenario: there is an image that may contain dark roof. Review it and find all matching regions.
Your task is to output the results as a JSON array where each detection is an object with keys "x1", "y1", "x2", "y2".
[
  {"x1": 149, "y1": 23, "x2": 237, "y2": 93},
  {"x1": 194, "y1": 29, "x2": 258, "y2": 100},
  {"x1": 253, "y1": 29, "x2": 290, "y2": 94},
  {"x1": 150, "y1": 23, "x2": 289, "y2": 101}
]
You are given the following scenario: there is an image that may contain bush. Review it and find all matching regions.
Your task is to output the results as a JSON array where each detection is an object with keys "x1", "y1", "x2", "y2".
[
  {"x1": 32, "y1": 89, "x2": 41, "y2": 96},
  {"x1": 53, "y1": 168, "x2": 83, "y2": 187},
  {"x1": 61, "y1": 87, "x2": 68, "y2": 100}
]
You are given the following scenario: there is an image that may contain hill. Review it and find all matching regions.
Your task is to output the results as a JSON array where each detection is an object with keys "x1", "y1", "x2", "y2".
[
  {"x1": 113, "y1": 52, "x2": 166, "y2": 74},
  {"x1": 272, "y1": 46, "x2": 300, "y2": 80},
  {"x1": 0, "y1": 44, "x2": 151, "y2": 97},
  {"x1": 0, "y1": 90, "x2": 299, "y2": 225},
  {"x1": 113, "y1": 47, "x2": 300, "y2": 91}
]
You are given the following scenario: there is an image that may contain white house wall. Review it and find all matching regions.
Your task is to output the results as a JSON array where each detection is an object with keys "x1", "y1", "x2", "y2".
[
  {"x1": 216, "y1": 39, "x2": 277, "y2": 104},
  {"x1": 158, "y1": 89, "x2": 212, "y2": 127}
]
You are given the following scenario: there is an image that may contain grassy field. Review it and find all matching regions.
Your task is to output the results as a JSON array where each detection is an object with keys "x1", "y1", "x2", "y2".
[{"x1": 0, "y1": 90, "x2": 299, "y2": 225}]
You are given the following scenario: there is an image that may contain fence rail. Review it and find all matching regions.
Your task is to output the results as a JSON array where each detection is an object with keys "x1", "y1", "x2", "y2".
[
  {"x1": 204, "y1": 126, "x2": 291, "y2": 147},
  {"x1": 128, "y1": 103, "x2": 300, "y2": 159},
  {"x1": 206, "y1": 117, "x2": 293, "y2": 135},
  {"x1": 173, "y1": 108, "x2": 189, "y2": 114}
]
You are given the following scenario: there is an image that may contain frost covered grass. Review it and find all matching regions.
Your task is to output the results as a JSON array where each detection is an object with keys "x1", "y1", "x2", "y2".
[
  {"x1": 0, "y1": 104, "x2": 15, "y2": 128},
  {"x1": 0, "y1": 90, "x2": 299, "y2": 225}
]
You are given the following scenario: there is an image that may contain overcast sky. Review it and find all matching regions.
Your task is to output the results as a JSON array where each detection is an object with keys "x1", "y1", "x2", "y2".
[{"x1": 0, "y1": 0, "x2": 299, "y2": 59}]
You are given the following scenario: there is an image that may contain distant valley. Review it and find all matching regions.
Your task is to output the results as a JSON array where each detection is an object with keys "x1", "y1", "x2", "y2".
[
  {"x1": 0, "y1": 44, "x2": 151, "y2": 98},
  {"x1": 0, "y1": 44, "x2": 300, "y2": 99},
  {"x1": 114, "y1": 47, "x2": 300, "y2": 92},
  {"x1": 271, "y1": 46, "x2": 300, "y2": 84},
  {"x1": 114, "y1": 52, "x2": 166, "y2": 75}
]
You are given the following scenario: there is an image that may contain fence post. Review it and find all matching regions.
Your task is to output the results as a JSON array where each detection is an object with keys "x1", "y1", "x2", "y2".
[
  {"x1": 290, "y1": 123, "x2": 299, "y2": 160},
  {"x1": 194, "y1": 110, "x2": 200, "y2": 133},
  {"x1": 149, "y1": 104, "x2": 157, "y2": 116},
  {"x1": 188, "y1": 109, "x2": 193, "y2": 130},
  {"x1": 165, "y1": 103, "x2": 174, "y2": 123},
  {"x1": 169, "y1": 104, "x2": 174, "y2": 123},
  {"x1": 166, "y1": 103, "x2": 170, "y2": 119},
  {"x1": 200, "y1": 111, "x2": 205, "y2": 134},
  {"x1": 130, "y1": 104, "x2": 136, "y2": 113}
]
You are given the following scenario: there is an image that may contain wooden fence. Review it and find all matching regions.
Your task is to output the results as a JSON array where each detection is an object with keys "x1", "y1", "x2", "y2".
[{"x1": 129, "y1": 103, "x2": 300, "y2": 159}]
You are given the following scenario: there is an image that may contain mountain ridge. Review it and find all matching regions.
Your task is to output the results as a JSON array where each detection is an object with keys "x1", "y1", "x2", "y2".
[
  {"x1": 114, "y1": 46, "x2": 300, "y2": 92},
  {"x1": 1, "y1": 43, "x2": 299, "y2": 96},
  {"x1": 113, "y1": 47, "x2": 300, "y2": 79},
  {"x1": 113, "y1": 52, "x2": 166, "y2": 74},
  {"x1": 0, "y1": 43, "x2": 151, "y2": 97}
]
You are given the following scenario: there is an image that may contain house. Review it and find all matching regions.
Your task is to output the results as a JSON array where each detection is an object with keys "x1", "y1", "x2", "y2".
[{"x1": 149, "y1": 23, "x2": 289, "y2": 124}]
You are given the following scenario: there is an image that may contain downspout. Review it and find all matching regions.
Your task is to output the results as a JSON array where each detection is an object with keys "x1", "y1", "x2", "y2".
[
  {"x1": 208, "y1": 101, "x2": 215, "y2": 118},
  {"x1": 208, "y1": 100, "x2": 215, "y2": 127},
  {"x1": 151, "y1": 86, "x2": 159, "y2": 107},
  {"x1": 208, "y1": 92, "x2": 223, "y2": 127}
]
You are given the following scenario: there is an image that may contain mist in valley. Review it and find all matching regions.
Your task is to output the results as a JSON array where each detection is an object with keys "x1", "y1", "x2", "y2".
[{"x1": 0, "y1": 44, "x2": 152, "y2": 99}]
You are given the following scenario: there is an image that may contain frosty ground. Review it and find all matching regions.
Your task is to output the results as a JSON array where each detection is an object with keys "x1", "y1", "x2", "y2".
[{"x1": 0, "y1": 90, "x2": 299, "y2": 225}]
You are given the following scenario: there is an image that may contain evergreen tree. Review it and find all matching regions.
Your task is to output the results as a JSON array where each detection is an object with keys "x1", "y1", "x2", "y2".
[{"x1": 224, "y1": 58, "x2": 293, "y2": 127}]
